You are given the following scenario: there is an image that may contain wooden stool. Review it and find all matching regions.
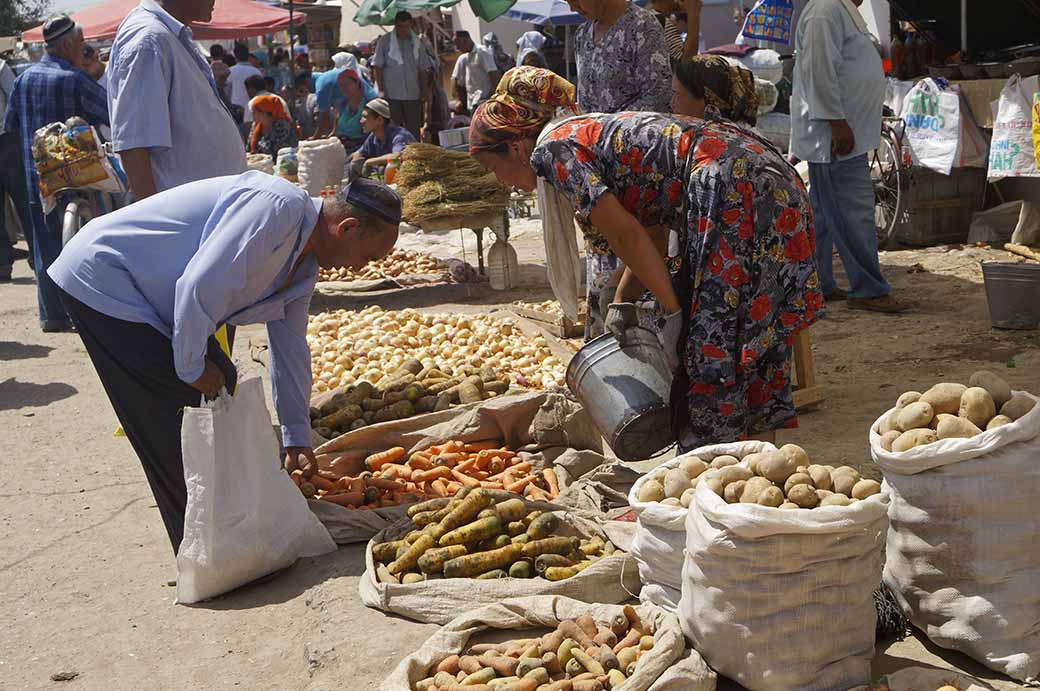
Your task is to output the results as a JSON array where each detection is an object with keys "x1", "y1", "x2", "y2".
[{"x1": 792, "y1": 327, "x2": 825, "y2": 410}]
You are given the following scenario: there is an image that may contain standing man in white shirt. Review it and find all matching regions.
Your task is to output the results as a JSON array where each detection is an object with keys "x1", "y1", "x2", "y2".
[
  {"x1": 451, "y1": 31, "x2": 500, "y2": 114},
  {"x1": 108, "y1": 0, "x2": 246, "y2": 199},
  {"x1": 228, "y1": 43, "x2": 263, "y2": 141},
  {"x1": 370, "y1": 11, "x2": 436, "y2": 139},
  {"x1": 790, "y1": 0, "x2": 907, "y2": 313}
]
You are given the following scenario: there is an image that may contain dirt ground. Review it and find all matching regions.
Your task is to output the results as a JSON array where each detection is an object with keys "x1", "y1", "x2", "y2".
[{"x1": 2, "y1": 219, "x2": 1036, "y2": 690}]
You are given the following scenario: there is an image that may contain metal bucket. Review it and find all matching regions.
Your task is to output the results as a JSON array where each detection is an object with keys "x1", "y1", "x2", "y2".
[
  {"x1": 982, "y1": 262, "x2": 1040, "y2": 330},
  {"x1": 565, "y1": 328, "x2": 674, "y2": 461}
]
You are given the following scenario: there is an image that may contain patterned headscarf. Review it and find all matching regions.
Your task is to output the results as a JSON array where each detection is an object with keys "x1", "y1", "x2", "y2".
[
  {"x1": 674, "y1": 54, "x2": 760, "y2": 125},
  {"x1": 248, "y1": 94, "x2": 295, "y2": 153},
  {"x1": 468, "y1": 66, "x2": 578, "y2": 155}
]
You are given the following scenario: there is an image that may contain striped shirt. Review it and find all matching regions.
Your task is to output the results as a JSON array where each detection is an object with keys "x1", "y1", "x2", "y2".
[
  {"x1": 657, "y1": 13, "x2": 685, "y2": 64},
  {"x1": 3, "y1": 54, "x2": 109, "y2": 201}
]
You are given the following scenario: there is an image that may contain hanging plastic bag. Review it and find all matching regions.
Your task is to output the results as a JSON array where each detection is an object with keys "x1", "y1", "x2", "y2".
[
  {"x1": 899, "y1": 78, "x2": 962, "y2": 175},
  {"x1": 31, "y1": 120, "x2": 124, "y2": 215},
  {"x1": 1033, "y1": 90, "x2": 1040, "y2": 172},
  {"x1": 988, "y1": 74, "x2": 1040, "y2": 181},
  {"x1": 177, "y1": 378, "x2": 337, "y2": 604},
  {"x1": 956, "y1": 91, "x2": 989, "y2": 169},
  {"x1": 740, "y1": 0, "x2": 795, "y2": 46}
]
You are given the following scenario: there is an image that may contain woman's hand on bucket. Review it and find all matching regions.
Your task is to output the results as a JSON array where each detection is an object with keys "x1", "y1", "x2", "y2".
[
  {"x1": 605, "y1": 302, "x2": 639, "y2": 346},
  {"x1": 658, "y1": 310, "x2": 683, "y2": 371}
]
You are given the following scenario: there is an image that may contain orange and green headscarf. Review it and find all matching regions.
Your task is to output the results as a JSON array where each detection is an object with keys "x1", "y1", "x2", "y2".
[{"x1": 468, "y1": 66, "x2": 578, "y2": 155}]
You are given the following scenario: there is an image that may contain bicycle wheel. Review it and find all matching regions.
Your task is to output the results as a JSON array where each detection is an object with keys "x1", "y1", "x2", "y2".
[{"x1": 871, "y1": 129, "x2": 905, "y2": 249}]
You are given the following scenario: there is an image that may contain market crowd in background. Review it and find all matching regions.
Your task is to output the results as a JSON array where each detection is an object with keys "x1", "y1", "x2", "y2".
[{"x1": 2, "y1": 0, "x2": 903, "y2": 332}]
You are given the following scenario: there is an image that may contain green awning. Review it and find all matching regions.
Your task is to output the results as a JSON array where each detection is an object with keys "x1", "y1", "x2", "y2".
[{"x1": 353, "y1": 0, "x2": 515, "y2": 26}]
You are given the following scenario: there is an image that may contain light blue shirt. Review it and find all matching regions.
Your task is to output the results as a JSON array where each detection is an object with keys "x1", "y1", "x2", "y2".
[
  {"x1": 48, "y1": 172, "x2": 322, "y2": 448},
  {"x1": 107, "y1": 0, "x2": 246, "y2": 192},
  {"x1": 790, "y1": 0, "x2": 883, "y2": 163}
]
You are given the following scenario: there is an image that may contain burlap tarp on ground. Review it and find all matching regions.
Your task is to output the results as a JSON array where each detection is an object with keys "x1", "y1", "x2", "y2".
[
  {"x1": 381, "y1": 595, "x2": 716, "y2": 691},
  {"x1": 308, "y1": 391, "x2": 608, "y2": 544},
  {"x1": 359, "y1": 508, "x2": 641, "y2": 625}
]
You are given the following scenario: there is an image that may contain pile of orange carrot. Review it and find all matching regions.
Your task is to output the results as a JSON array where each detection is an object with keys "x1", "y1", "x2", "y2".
[{"x1": 289, "y1": 439, "x2": 561, "y2": 509}]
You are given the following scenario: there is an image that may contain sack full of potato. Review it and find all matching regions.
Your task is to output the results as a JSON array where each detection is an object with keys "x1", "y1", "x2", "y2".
[
  {"x1": 678, "y1": 445, "x2": 890, "y2": 691},
  {"x1": 628, "y1": 441, "x2": 776, "y2": 612},
  {"x1": 380, "y1": 595, "x2": 716, "y2": 691},
  {"x1": 870, "y1": 373, "x2": 1040, "y2": 684}
]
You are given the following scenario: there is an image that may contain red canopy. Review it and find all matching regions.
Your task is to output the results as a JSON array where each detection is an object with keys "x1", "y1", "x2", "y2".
[{"x1": 22, "y1": 0, "x2": 305, "y2": 42}]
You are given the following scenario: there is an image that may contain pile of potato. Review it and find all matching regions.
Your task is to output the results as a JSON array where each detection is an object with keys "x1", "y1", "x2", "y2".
[
  {"x1": 308, "y1": 307, "x2": 568, "y2": 394},
  {"x1": 374, "y1": 488, "x2": 618, "y2": 584},
  {"x1": 635, "y1": 455, "x2": 709, "y2": 508},
  {"x1": 512, "y1": 298, "x2": 587, "y2": 318},
  {"x1": 310, "y1": 359, "x2": 511, "y2": 437},
  {"x1": 318, "y1": 248, "x2": 449, "y2": 282},
  {"x1": 877, "y1": 371, "x2": 1035, "y2": 452},
  {"x1": 641, "y1": 445, "x2": 880, "y2": 509},
  {"x1": 413, "y1": 606, "x2": 655, "y2": 690}
]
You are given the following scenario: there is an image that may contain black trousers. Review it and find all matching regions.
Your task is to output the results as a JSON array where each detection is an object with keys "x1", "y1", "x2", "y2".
[{"x1": 60, "y1": 290, "x2": 236, "y2": 554}]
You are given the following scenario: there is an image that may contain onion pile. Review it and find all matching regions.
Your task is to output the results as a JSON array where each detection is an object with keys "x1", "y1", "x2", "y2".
[
  {"x1": 308, "y1": 307, "x2": 568, "y2": 393},
  {"x1": 513, "y1": 298, "x2": 587, "y2": 318},
  {"x1": 318, "y1": 248, "x2": 449, "y2": 282}
]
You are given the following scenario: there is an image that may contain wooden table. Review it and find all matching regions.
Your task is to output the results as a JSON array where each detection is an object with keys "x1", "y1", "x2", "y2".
[
  {"x1": 413, "y1": 211, "x2": 509, "y2": 276},
  {"x1": 792, "y1": 326, "x2": 825, "y2": 410}
]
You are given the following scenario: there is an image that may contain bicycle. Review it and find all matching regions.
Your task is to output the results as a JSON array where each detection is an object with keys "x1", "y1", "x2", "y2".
[{"x1": 871, "y1": 114, "x2": 913, "y2": 249}]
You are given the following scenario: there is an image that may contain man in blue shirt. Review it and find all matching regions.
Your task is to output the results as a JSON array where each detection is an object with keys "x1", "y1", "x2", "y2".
[
  {"x1": 349, "y1": 97, "x2": 416, "y2": 178},
  {"x1": 3, "y1": 15, "x2": 109, "y2": 332},
  {"x1": 107, "y1": 0, "x2": 246, "y2": 200},
  {"x1": 48, "y1": 173, "x2": 401, "y2": 553}
]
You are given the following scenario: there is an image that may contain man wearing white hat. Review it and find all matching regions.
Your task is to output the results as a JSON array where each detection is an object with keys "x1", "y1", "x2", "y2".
[{"x1": 349, "y1": 97, "x2": 416, "y2": 178}]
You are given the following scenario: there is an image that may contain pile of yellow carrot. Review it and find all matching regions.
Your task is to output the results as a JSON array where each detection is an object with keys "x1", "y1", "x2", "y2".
[{"x1": 290, "y1": 439, "x2": 561, "y2": 509}]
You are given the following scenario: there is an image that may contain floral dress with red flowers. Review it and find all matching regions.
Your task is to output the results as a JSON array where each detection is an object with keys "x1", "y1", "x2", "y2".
[{"x1": 532, "y1": 112, "x2": 823, "y2": 449}]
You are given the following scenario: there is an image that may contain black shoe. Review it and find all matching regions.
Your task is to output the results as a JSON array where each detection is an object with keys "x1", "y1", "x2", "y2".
[
  {"x1": 824, "y1": 288, "x2": 848, "y2": 302},
  {"x1": 41, "y1": 319, "x2": 73, "y2": 333},
  {"x1": 0, "y1": 265, "x2": 11, "y2": 282}
]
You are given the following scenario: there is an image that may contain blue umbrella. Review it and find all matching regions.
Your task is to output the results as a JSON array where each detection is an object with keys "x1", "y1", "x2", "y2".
[
  {"x1": 502, "y1": 0, "x2": 585, "y2": 25},
  {"x1": 502, "y1": 0, "x2": 647, "y2": 25}
]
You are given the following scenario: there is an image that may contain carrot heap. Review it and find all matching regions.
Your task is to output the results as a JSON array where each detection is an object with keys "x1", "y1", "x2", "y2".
[{"x1": 289, "y1": 439, "x2": 562, "y2": 509}]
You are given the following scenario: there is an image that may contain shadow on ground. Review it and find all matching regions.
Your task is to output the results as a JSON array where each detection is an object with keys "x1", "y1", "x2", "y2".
[
  {"x1": 0, "y1": 377, "x2": 77, "y2": 410},
  {"x1": 187, "y1": 543, "x2": 367, "y2": 611},
  {"x1": 0, "y1": 341, "x2": 53, "y2": 360}
]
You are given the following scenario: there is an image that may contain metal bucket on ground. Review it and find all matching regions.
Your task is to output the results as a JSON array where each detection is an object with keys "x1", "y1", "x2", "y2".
[
  {"x1": 565, "y1": 328, "x2": 674, "y2": 461},
  {"x1": 982, "y1": 261, "x2": 1040, "y2": 330}
]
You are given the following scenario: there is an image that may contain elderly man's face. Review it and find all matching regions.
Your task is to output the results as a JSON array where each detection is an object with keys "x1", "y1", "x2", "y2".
[
  {"x1": 320, "y1": 215, "x2": 399, "y2": 270},
  {"x1": 394, "y1": 18, "x2": 413, "y2": 38}
]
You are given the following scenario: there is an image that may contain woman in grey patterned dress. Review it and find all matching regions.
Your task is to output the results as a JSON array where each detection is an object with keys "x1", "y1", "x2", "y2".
[{"x1": 568, "y1": 0, "x2": 672, "y2": 338}]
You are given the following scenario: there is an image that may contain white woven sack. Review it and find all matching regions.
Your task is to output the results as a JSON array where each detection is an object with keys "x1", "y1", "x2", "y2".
[
  {"x1": 381, "y1": 595, "x2": 716, "y2": 691},
  {"x1": 358, "y1": 510, "x2": 642, "y2": 625},
  {"x1": 679, "y1": 461, "x2": 890, "y2": 691},
  {"x1": 870, "y1": 391, "x2": 1040, "y2": 685},
  {"x1": 296, "y1": 138, "x2": 345, "y2": 195},
  {"x1": 628, "y1": 441, "x2": 776, "y2": 605}
]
